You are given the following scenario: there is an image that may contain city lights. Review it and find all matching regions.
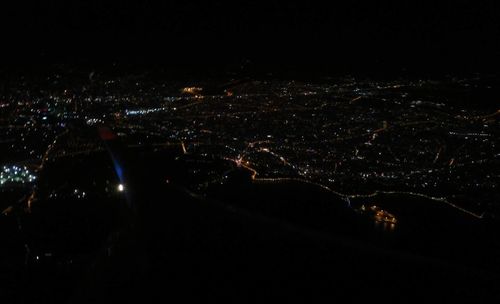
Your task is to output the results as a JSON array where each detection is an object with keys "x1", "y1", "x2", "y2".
[{"x1": 0, "y1": 165, "x2": 37, "y2": 186}]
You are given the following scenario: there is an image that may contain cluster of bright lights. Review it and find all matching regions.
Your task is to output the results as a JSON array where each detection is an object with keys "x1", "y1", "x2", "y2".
[
  {"x1": 181, "y1": 87, "x2": 203, "y2": 95},
  {"x1": 125, "y1": 107, "x2": 166, "y2": 116},
  {"x1": 86, "y1": 118, "x2": 104, "y2": 126},
  {"x1": 0, "y1": 165, "x2": 37, "y2": 186}
]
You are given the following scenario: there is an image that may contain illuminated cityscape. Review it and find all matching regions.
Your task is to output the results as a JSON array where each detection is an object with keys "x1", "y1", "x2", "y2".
[
  {"x1": 1, "y1": 1, "x2": 500, "y2": 303},
  {"x1": 0, "y1": 66, "x2": 499, "y2": 301},
  {"x1": 3, "y1": 75, "x2": 497, "y2": 213}
]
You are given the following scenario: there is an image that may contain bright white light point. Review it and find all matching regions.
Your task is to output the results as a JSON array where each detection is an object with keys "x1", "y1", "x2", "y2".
[{"x1": 117, "y1": 184, "x2": 125, "y2": 192}]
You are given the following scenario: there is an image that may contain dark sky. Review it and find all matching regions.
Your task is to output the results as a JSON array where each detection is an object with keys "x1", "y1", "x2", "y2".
[{"x1": 1, "y1": 1, "x2": 500, "y2": 74}]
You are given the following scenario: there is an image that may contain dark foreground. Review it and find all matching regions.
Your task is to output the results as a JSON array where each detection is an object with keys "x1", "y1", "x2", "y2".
[{"x1": 1, "y1": 140, "x2": 499, "y2": 303}]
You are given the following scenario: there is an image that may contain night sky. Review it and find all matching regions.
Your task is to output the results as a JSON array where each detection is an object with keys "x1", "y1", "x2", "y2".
[{"x1": 1, "y1": 1, "x2": 500, "y2": 74}]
